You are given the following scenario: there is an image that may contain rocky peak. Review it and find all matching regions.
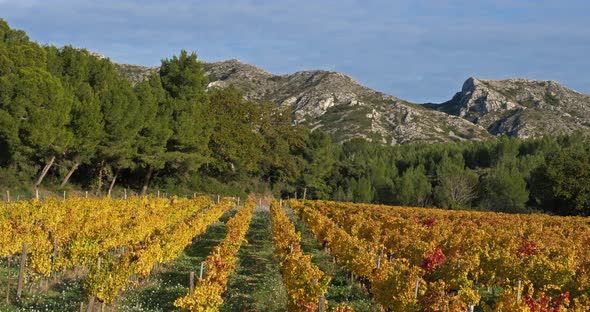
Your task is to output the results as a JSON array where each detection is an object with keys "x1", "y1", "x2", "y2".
[
  {"x1": 113, "y1": 57, "x2": 489, "y2": 144},
  {"x1": 200, "y1": 61, "x2": 488, "y2": 144},
  {"x1": 432, "y1": 77, "x2": 590, "y2": 138}
]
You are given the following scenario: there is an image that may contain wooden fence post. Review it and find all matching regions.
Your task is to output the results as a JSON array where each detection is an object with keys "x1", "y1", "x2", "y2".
[
  {"x1": 51, "y1": 237, "x2": 59, "y2": 283},
  {"x1": 5, "y1": 276, "x2": 10, "y2": 304},
  {"x1": 16, "y1": 242, "x2": 27, "y2": 299},
  {"x1": 189, "y1": 271, "x2": 195, "y2": 298},
  {"x1": 516, "y1": 279, "x2": 522, "y2": 304},
  {"x1": 318, "y1": 295, "x2": 326, "y2": 312}
]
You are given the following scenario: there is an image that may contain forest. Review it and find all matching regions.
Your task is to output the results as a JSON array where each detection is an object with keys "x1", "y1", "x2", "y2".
[{"x1": 1, "y1": 19, "x2": 589, "y2": 216}]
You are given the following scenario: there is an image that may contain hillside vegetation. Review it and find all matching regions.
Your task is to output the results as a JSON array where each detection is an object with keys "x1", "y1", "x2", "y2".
[{"x1": 1, "y1": 19, "x2": 590, "y2": 216}]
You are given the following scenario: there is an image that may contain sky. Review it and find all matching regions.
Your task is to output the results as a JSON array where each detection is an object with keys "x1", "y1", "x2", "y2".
[{"x1": 1, "y1": 0, "x2": 589, "y2": 103}]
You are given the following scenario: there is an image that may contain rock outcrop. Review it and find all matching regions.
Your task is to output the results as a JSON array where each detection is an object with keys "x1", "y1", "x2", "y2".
[
  {"x1": 201, "y1": 60, "x2": 489, "y2": 144},
  {"x1": 429, "y1": 77, "x2": 590, "y2": 138},
  {"x1": 113, "y1": 57, "x2": 590, "y2": 144}
]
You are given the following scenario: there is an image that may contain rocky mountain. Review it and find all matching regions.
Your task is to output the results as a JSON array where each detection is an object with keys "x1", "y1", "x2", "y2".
[
  {"x1": 427, "y1": 77, "x2": 590, "y2": 138},
  {"x1": 115, "y1": 63, "x2": 160, "y2": 85},
  {"x1": 201, "y1": 60, "x2": 489, "y2": 144},
  {"x1": 115, "y1": 58, "x2": 590, "y2": 144},
  {"x1": 117, "y1": 59, "x2": 489, "y2": 144}
]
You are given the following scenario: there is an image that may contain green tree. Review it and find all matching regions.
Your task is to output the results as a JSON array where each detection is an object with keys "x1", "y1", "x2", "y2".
[
  {"x1": 531, "y1": 149, "x2": 590, "y2": 215},
  {"x1": 45, "y1": 46, "x2": 106, "y2": 187},
  {"x1": 351, "y1": 176, "x2": 374, "y2": 203},
  {"x1": 480, "y1": 162, "x2": 529, "y2": 212},
  {"x1": 434, "y1": 156, "x2": 478, "y2": 209},
  {"x1": 256, "y1": 102, "x2": 306, "y2": 194},
  {"x1": 135, "y1": 74, "x2": 172, "y2": 195},
  {"x1": 159, "y1": 50, "x2": 212, "y2": 173},
  {"x1": 6, "y1": 68, "x2": 73, "y2": 188},
  {"x1": 206, "y1": 86, "x2": 264, "y2": 177},
  {"x1": 299, "y1": 129, "x2": 336, "y2": 199},
  {"x1": 97, "y1": 81, "x2": 142, "y2": 195},
  {"x1": 395, "y1": 165, "x2": 432, "y2": 207}
]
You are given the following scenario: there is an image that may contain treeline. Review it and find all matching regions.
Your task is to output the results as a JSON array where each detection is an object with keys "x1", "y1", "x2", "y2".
[
  {"x1": 1, "y1": 19, "x2": 589, "y2": 216},
  {"x1": 318, "y1": 135, "x2": 590, "y2": 216},
  {"x1": 0, "y1": 19, "x2": 316, "y2": 197}
]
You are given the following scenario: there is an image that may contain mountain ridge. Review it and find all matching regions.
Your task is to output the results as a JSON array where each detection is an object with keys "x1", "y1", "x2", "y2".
[{"x1": 115, "y1": 58, "x2": 590, "y2": 143}]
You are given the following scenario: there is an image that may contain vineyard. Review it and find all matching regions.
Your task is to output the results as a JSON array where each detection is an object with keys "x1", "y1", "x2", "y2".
[{"x1": 1, "y1": 196, "x2": 590, "y2": 311}]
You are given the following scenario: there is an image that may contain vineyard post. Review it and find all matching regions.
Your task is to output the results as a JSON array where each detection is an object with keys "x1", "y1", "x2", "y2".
[
  {"x1": 63, "y1": 191, "x2": 66, "y2": 200},
  {"x1": 85, "y1": 191, "x2": 88, "y2": 198},
  {"x1": 217, "y1": 194, "x2": 220, "y2": 204},
  {"x1": 318, "y1": 295, "x2": 326, "y2": 312},
  {"x1": 189, "y1": 271, "x2": 195, "y2": 298},
  {"x1": 516, "y1": 280, "x2": 522, "y2": 304},
  {"x1": 5, "y1": 190, "x2": 9, "y2": 202},
  {"x1": 16, "y1": 195, "x2": 19, "y2": 201},
  {"x1": 5, "y1": 270, "x2": 9, "y2": 304},
  {"x1": 35, "y1": 188, "x2": 39, "y2": 200},
  {"x1": 414, "y1": 279, "x2": 421, "y2": 299},
  {"x1": 237, "y1": 197, "x2": 240, "y2": 206},
  {"x1": 51, "y1": 237, "x2": 59, "y2": 283},
  {"x1": 157, "y1": 190, "x2": 160, "y2": 198},
  {"x1": 16, "y1": 242, "x2": 27, "y2": 299},
  {"x1": 86, "y1": 297, "x2": 94, "y2": 312},
  {"x1": 303, "y1": 188, "x2": 307, "y2": 201},
  {"x1": 124, "y1": 188, "x2": 127, "y2": 199},
  {"x1": 279, "y1": 198, "x2": 282, "y2": 208},
  {"x1": 199, "y1": 262, "x2": 205, "y2": 279},
  {"x1": 469, "y1": 305, "x2": 475, "y2": 312}
]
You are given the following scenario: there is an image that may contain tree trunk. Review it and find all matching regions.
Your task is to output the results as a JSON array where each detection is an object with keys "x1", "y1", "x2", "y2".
[
  {"x1": 139, "y1": 166, "x2": 154, "y2": 196},
  {"x1": 60, "y1": 162, "x2": 79, "y2": 188},
  {"x1": 107, "y1": 168, "x2": 120, "y2": 197},
  {"x1": 34, "y1": 155, "x2": 56, "y2": 188}
]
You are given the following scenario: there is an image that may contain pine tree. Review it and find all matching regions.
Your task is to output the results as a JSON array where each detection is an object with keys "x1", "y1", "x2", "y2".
[
  {"x1": 481, "y1": 162, "x2": 529, "y2": 212},
  {"x1": 159, "y1": 50, "x2": 212, "y2": 173},
  {"x1": 395, "y1": 165, "x2": 432, "y2": 207},
  {"x1": 135, "y1": 74, "x2": 172, "y2": 195}
]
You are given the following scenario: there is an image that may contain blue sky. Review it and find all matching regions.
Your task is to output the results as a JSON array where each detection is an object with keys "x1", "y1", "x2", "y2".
[{"x1": 1, "y1": 0, "x2": 588, "y2": 103}]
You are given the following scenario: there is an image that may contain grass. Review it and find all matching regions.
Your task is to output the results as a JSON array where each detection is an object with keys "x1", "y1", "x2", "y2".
[
  {"x1": 220, "y1": 206, "x2": 288, "y2": 312},
  {"x1": 0, "y1": 257, "x2": 87, "y2": 312},
  {"x1": 117, "y1": 210, "x2": 237, "y2": 312},
  {"x1": 285, "y1": 207, "x2": 380, "y2": 311}
]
